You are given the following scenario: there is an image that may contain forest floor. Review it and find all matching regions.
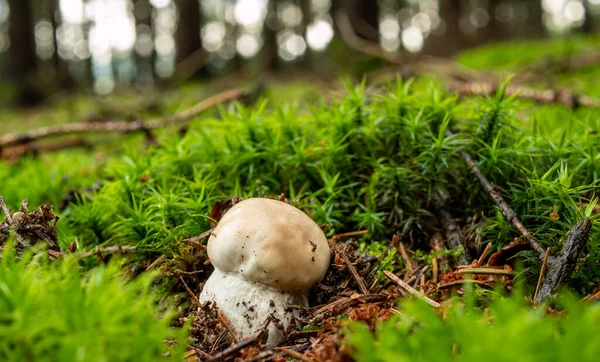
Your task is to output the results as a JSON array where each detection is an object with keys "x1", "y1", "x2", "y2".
[{"x1": 1, "y1": 35, "x2": 600, "y2": 362}]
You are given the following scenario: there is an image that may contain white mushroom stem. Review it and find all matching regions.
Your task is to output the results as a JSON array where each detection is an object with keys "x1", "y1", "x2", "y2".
[{"x1": 199, "y1": 268, "x2": 305, "y2": 348}]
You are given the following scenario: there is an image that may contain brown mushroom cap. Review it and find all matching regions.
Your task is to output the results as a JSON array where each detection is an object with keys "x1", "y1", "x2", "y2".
[{"x1": 207, "y1": 198, "x2": 331, "y2": 292}]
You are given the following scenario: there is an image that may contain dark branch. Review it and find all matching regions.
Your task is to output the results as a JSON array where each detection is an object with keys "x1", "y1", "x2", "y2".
[
  {"x1": 536, "y1": 218, "x2": 593, "y2": 302},
  {"x1": 0, "y1": 88, "x2": 245, "y2": 148}
]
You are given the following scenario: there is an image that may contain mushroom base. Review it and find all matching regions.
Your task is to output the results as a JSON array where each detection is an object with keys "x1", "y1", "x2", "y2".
[{"x1": 199, "y1": 268, "x2": 306, "y2": 347}]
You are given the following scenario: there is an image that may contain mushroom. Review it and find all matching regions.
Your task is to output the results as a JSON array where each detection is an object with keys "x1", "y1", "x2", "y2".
[{"x1": 199, "y1": 198, "x2": 331, "y2": 347}]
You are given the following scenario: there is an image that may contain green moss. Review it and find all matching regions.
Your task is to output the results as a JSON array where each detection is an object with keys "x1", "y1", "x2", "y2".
[{"x1": 0, "y1": 252, "x2": 186, "y2": 361}]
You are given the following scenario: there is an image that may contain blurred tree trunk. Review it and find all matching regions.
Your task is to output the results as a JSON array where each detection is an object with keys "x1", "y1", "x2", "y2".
[
  {"x1": 174, "y1": 0, "x2": 203, "y2": 67},
  {"x1": 264, "y1": 0, "x2": 281, "y2": 71},
  {"x1": 300, "y1": 0, "x2": 313, "y2": 69},
  {"x1": 439, "y1": 0, "x2": 466, "y2": 55},
  {"x1": 134, "y1": 0, "x2": 156, "y2": 86},
  {"x1": 526, "y1": 0, "x2": 545, "y2": 38},
  {"x1": 49, "y1": 0, "x2": 74, "y2": 89},
  {"x1": 582, "y1": 1, "x2": 594, "y2": 33},
  {"x1": 8, "y1": 0, "x2": 41, "y2": 104},
  {"x1": 354, "y1": 0, "x2": 379, "y2": 42}
]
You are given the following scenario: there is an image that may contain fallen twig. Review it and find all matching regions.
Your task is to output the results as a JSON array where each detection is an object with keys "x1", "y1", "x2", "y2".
[
  {"x1": 183, "y1": 229, "x2": 213, "y2": 248},
  {"x1": 309, "y1": 294, "x2": 388, "y2": 324},
  {"x1": 146, "y1": 254, "x2": 165, "y2": 271},
  {"x1": 398, "y1": 242, "x2": 412, "y2": 273},
  {"x1": 180, "y1": 276, "x2": 201, "y2": 307},
  {"x1": 204, "y1": 335, "x2": 258, "y2": 362},
  {"x1": 277, "y1": 347, "x2": 315, "y2": 362},
  {"x1": 384, "y1": 270, "x2": 441, "y2": 308},
  {"x1": 432, "y1": 188, "x2": 471, "y2": 266},
  {"x1": 533, "y1": 247, "x2": 551, "y2": 301},
  {"x1": 77, "y1": 245, "x2": 137, "y2": 258},
  {"x1": 458, "y1": 268, "x2": 516, "y2": 276},
  {"x1": 206, "y1": 318, "x2": 271, "y2": 362},
  {"x1": 450, "y1": 82, "x2": 600, "y2": 109},
  {"x1": 0, "y1": 88, "x2": 245, "y2": 149},
  {"x1": 438, "y1": 279, "x2": 492, "y2": 290},
  {"x1": 332, "y1": 230, "x2": 369, "y2": 238},
  {"x1": 477, "y1": 242, "x2": 492, "y2": 266},
  {"x1": 218, "y1": 311, "x2": 239, "y2": 344},
  {"x1": 0, "y1": 137, "x2": 90, "y2": 160},
  {"x1": 452, "y1": 133, "x2": 546, "y2": 260},
  {"x1": 331, "y1": 237, "x2": 369, "y2": 294}
]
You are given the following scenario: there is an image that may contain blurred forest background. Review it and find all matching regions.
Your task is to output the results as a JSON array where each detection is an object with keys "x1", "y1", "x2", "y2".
[{"x1": 1, "y1": 0, "x2": 599, "y2": 106}]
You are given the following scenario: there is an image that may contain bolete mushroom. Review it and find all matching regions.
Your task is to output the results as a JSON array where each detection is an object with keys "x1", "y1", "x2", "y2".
[{"x1": 199, "y1": 198, "x2": 330, "y2": 347}]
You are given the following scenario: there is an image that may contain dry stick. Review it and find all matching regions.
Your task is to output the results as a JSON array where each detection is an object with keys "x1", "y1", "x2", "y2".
[
  {"x1": 438, "y1": 280, "x2": 492, "y2": 290},
  {"x1": 450, "y1": 82, "x2": 600, "y2": 109},
  {"x1": 398, "y1": 242, "x2": 412, "y2": 273},
  {"x1": 432, "y1": 188, "x2": 471, "y2": 266},
  {"x1": 458, "y1": 268, "x2": 517, "y2": 276},
  {"x1": 146, "y1": 254, "x2": 165, "y2": 271},
  {"x1": 332, "y1": 229, "x2": 369, "y2": 238},
  {"x1": 536, "y1": 218, "x2": 592, "y2": 302},
  {"x1": 0, "y1": 88, "x2": 245, "y2": 148},
  {"x1": 477, "y1": 242, "x2": 493, "y2": 266},
  {"x1": 1, "y1": 137, "x2": 90, "y2": 160},
  {"x1": 583, "y1": 289, "x2": 600, "y2": 302},
  {"x1": 205, "y1": 318, "x2": 271, "y2": 362},
  {"x1": 0, "y1": 196, "x2": 13, "y2": 224},
  {"x1": 309, "y1": 294, "x2": 388, "y2": 324},
  {"x1": 182, "y1": 228, "x2": 214, "y2": 248},
  {"x1": 331, "y1": 237, "x2": 369, "y2": 294},
  {"x1": 533, "y1": 247, "x2": 552, "y2": 301},
  {"x1": 244, "y1": 351, "x2": 274, "y2": 362},
  {"x1": 77, "y1": 245, "x2": 137, "y2": 258},
  {"x1": 277, "y1": 347, "x2": 315, "y2": 362},
  {"x1": 452, "y1": 133, "x2": 546, "y2": 261},
  {"x1": 432, "y1": 257, "x2": 439, "y2": 283},
  {"x1": 179, "y1": 276, "x2": 201, "y2": 307},
  {"x1": 383, "y1": 270, "x2": 441, "y2": 308},
  {"x1": 412, "y1": 265, "x2": 429, "y2": 289},
  {"x1": 218, "y1": 311, "x2": 239, "y2": 344},
  {"x1": 430, "y1": 232, "x2": 450, "y2": 272},
  {"x1": 186, "y1": 346, "x2": 211, "y2": 360},
  {"x1": 204, "y1": 336, "x2": 258, "y2": 362}
]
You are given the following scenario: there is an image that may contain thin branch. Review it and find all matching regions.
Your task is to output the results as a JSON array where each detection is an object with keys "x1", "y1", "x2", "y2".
[
  {"x1": 477, "y1": 242, "x2": 492, "y2": 266},
  {"x1": 0, "y1": 196, "x2": 13, "y2": 224},
  {"x1": 179, "y1": 276, "x2": 201, "y2": 307},
  {"x1": 452, "y1": 132, "x2": 546, "y2": 260},
  {"x1": 458, "y1": 268, "x2": 517, "y2": 276},
  {"x1": 277, "y1": 347, "x2": 315, "y2": 362},
  {"x1": 1, "y1": 137, "x2": 90, "y2": 160},
  {"x1": 182, "y1": 228, "x2": 213, "y2": 248},
  {"x1": 146, "y1": 254, "x2": 165, "y2": 271},
  {"x1": 432, "y1": 188, "x2": 471, "y2": 265},
  {"x1": 450, "y1": 82, "x2": 600, "y2": 109},
  {"x1": 0, "y1": 88, "x2": 245, "y2": 148},
  {"x1": 332, "y1": 229, "x2": 369, "y2": 238},
  {"x1": 77, "y1": 245, "x2": 137, "y2": 258},
  {"x1": 533, "y1": 247, "x2": 551, "y2": 301},
  {"x1": 204, "y1": 335, "x2": 258, "y2": 362},
  {"x1": 398, "y1": 242, "x2": 412, "y2": 273},
  {"x1": 218, "y1": 311, "x2": 239, "y2": 344},
  {"x1": 438, "y1": 279, "x2": 492, "y2": 290},
  {"x1": 383, "y1": 270, "x2": 441, "y2": 308},
  {"x1": 331, "y1": 237, "x2": 369, "y2": 294}
]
